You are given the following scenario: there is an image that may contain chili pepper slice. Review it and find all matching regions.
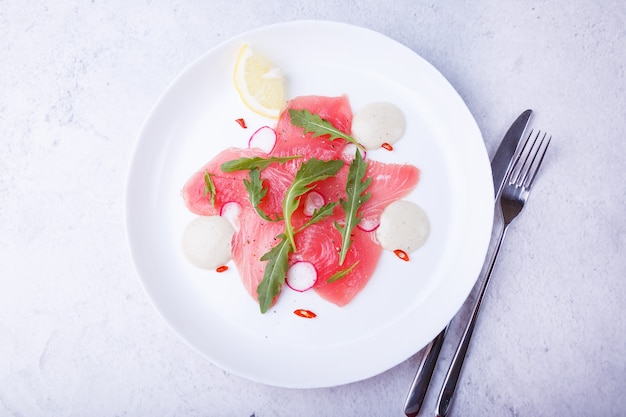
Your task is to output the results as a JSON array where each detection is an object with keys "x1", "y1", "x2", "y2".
[
  {"x1": 393, "y1": 249, "x2": 409, "y2": 261},
  {"x1": 235, "y1": 118, "x2": 247, "y2": 128},
  {"x1": 294, "y1": 309, "x2": 317, "y2": 319}
]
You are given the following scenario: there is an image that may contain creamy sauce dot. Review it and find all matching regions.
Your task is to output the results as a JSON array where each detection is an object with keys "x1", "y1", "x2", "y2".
[
  {"x1": 376, "y1": 200, "x2": 430, "y2": 253},
  {"x1": 182, "y1": 216, "x2": 234, "y2": 269},
  {"x1": 351, "y1": 102, "x2": 406, "y2": 150}
]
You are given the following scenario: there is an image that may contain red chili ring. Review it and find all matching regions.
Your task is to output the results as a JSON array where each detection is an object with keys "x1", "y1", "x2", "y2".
[
  {"x1": 393, "y1": 249, "x2": 410, "y2": 262},
  {"x1": 294, "y1": 309, "x2": 317, "y2": 319}
]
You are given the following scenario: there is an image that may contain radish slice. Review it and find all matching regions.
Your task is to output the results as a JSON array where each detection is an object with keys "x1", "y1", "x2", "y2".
[
  {"x1": 341, "y1": 143, "x2": 366, "y2": 162},
  {"x1": 357, "y1": 216, "x2": 380, "y2": 232},
  {"x1": 286, "y1": 261, "x2": 318, "y2": 292},
  {"x1": 248, "y1": 126, "x2": 277, "y2": 153},
  {"x1": 220, "y1": 201, "x2": 242, "y2": 230},
  {"x1": 303, "y1": 190, "x2": 325, "y2": 216}
]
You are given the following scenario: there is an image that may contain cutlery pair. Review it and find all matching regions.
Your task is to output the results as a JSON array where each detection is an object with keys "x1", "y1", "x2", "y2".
[{"x1": 404, "y1": 111, "x2": 551, "y2": 417}]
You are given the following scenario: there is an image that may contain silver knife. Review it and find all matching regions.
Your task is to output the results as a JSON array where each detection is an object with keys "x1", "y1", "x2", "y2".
[
  {"x1": 403, "y1": 109, "x2": 532, "y2": 417},
  {"x1": 491, "y1": 109, "x2": 533, "y2": 198}
]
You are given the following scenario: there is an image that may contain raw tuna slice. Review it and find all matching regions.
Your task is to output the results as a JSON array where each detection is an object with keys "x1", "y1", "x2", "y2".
[
  {"x1": 272, "y1": 95, "x2": 353, "y2": 162},
  {"x1": 182, "y1": 147, "x2": 264, "y2": 216},
  {"x1": 292, "y1": 220, "x2": 383, "y2": 306},
  {"x1": 360, "y1": 161, "x2": 420, "y2": 228},
  {"x1": 231, "y1": 209, "x2": 284, "y2": 302},
  {"x1": 182, "y1": 147, "x2": 293, "y2": 218}
]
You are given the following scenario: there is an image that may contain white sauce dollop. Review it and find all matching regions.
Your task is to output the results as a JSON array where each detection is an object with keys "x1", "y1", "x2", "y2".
[
  {"x1": 376, "y1": 200, "x2": 430, "y2": 253},
  {"x1": 182, "y1": 216, "x2": 234, "y2": 269},
  {"x1": 351, "y1": 102, "x2": 406, "y2": 150}
]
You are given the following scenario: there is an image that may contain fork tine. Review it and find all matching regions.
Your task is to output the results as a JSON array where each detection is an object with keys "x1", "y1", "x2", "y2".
[
  {"x1": 508, "y1": 129, "x2": 536, "y2": 185},
  {"x1": 516, "y1": 131, "x2": 542, "y2": 186},
  {"x1": 523, "y1": 132, "x2": 551, "y2": 189},
  {"x1": 509, "y1": 130, "x2": 550, "y2": 188}
]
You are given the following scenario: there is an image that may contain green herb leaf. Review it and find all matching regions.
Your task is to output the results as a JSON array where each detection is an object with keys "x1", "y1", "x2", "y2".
[
  {"x1": 327, "y1": 260, "x2": 360, "y2": 283},
  {"x1": 283, "y1": 158, "x2": 344, "y2": 250},
  {"x1": 297, "y1": 202, "x2": 338, "y2": 232},
  {"x1": 257, "y1": 235, "x2": 292, "y2": 313},
  {"x1": 288, "y1": 109, "x2": 364, "y2": 149},
  {"x1": 203, "y1": 171, "x2": 216, "y2": 208},
  {"x1": 220, "y1": 155, "x2": 302, "y2": 172},
  {"x1": 256, "y1": 161, "x2": 343, "y2": 313},
  {"x1": 243, "y1": 168, "x2": 281, "y2": 222},
  {"x1": 335, "y1": 151, "x2": 371, "y2": 265}
]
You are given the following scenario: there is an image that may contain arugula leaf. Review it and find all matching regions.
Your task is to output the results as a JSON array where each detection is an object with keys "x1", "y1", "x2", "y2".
[
  {"x1": 220, "y1": 155, "x2": 301, "y2": 172},
  {"x1": 335, "y1": 151, "x2": 371, "y2": 265},
  {"x1": 327, "y1": 261, "x2": 359, "y2": 283},
  {"x1": 203, "y1": 171, "x2": 216, "y2": 208},
  {"x1": 243, "y1": 168, "x2": 281, "y2": 222},
  {"x1": 297, "y1": 202, "x2": 338, "y2": 232},
  {"x1": 283, "y1": 158, "x2": 344, "y2": 250},
  {"x1": 257, "y1": 235, "x2": 292, "y2": 313},
  {"x1": 288, "y1": 109, "x2": 365, "y2": 149}
]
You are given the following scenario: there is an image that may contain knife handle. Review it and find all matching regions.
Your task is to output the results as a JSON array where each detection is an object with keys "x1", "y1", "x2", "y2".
[{"x1": 403, "y1": 327, "x2": 447, "y2": 417}]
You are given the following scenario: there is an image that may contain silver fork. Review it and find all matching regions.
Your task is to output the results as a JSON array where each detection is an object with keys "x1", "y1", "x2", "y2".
[{"x1": 435, "y1": 130, "x2": 551, "y2": 417}]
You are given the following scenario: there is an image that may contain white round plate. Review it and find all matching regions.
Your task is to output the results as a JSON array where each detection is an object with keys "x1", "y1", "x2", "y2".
[{"x1": 125, "y1": 20, "x2": 493, "y2": 388}]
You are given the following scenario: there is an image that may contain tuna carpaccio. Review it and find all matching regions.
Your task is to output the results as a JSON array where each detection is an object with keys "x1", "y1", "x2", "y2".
[{"x1": 182, "y1": 95, "x2": 419, "y2": 309}]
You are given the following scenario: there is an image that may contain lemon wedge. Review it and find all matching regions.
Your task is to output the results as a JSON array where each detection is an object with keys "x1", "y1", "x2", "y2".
[{"x1": 233, "y1": 44, "x2": 285, "y2": 119}]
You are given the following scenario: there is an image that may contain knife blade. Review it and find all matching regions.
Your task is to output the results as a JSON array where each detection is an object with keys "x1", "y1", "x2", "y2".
[
  {"x1": 491, "y1": 109, "x2": 532, "y2": 197},
  {"x1": 403, "y1": 109, "x2": 532, "y2": 417}
]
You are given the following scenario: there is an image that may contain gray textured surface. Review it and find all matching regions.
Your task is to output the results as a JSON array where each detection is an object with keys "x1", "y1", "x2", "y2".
[{"x1": 1, "y1": 1, "x2": 625, "y2": 416}]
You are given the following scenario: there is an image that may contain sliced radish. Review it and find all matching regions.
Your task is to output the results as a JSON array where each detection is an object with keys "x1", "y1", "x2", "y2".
[
  {"x1": 341, "y1": 143, "x2": 367, "y2": 162},
  {"x1": 303, "y1": 190, "x2": 325, "y2": 216},
  {"x1": 286, "y1": 261, "x2": 318, "y2": 292},
  {"x1": 248, "y1": 126, "x2": 277, "y2": 153},
  {"x1": 357, "y1": 216, "x2": 380, "y2": 232},
  {"x1": 220, "y1": 201, "x2": 243, "y2": 230}
]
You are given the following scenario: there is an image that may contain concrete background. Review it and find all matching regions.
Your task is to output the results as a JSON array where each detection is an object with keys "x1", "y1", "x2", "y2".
[{"x1": 1, "y1": 1, "x2": 624, "y2": 416}]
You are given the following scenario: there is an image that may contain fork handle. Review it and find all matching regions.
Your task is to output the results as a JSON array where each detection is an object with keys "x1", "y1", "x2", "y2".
[{"x1": 435, "y1": 225, "x2": 508, "y2": 417}]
